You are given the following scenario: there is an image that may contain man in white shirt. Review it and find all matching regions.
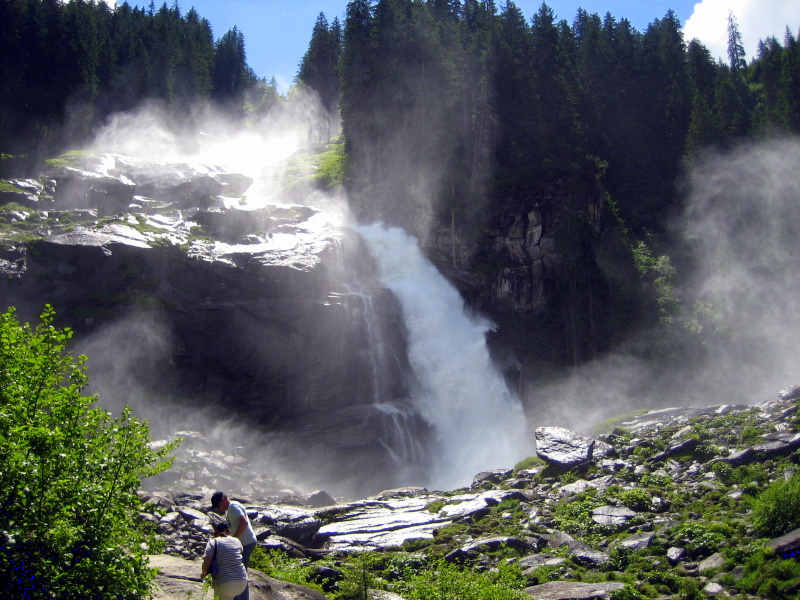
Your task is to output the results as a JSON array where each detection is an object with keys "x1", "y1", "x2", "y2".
[{"x1": 211, "y1": 491, "x2": 257, "y2": 600}]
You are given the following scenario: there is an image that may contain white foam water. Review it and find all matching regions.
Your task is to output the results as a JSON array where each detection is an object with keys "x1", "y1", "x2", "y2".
[{"x1": 357, "y1": 223, "x2": 529, "y2": 489}]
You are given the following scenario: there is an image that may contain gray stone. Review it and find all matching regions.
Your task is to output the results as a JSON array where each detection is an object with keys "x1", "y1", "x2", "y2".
[
  {"x1": 524, "y1": 581, "x2": 626, "y2": 600},
  {"x1": 667, "y1": 546, "x2": 687, "y2": 564},
  {"x1": 766, "y1": 526, "x2": 800, "y2": 555},
  {"x1": 305, "y1": 490, "x2": 336, "y2": 508},
  {"x1": 779, "y1": 385, "x2": 800, "y2": 401},
  {"x1": 546, "y1": 531, "x2": 575, "y2": 549},
  {"x1": 460, "y1": 535, "x2": 533, "y2": 555},
  {"x1": 472, "y1": 468, "x2": 514, "y2": 487},
  {"x1": 567, "y1": 541, "x2": 610, "y2": 566},
  {"x1": 148, "y1": 554, "x2": 328, "y2": 600},
  {"x1": 518, "y1": 554, "x2": 560, "y2": 569},
  {"x1": 698, "y1": 552, "x2": 725, "y2": 572},
  {"x1": 175, "y1": 506, "x2": 209, "y2": 523},
  {"x1": 703, "y1": 582, "x2": 725, "y2": 595},
  {"x1": 590, "y1": 506, "x2": 637, "y2": 527},
  {"x1": 616, "y1": 532, "x2": 654, "y2": 551},
  {"x1": 535, "y1": 426, "x2": 599, "y2": 466}
]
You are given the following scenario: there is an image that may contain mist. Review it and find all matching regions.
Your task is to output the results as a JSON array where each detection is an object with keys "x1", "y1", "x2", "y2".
[
  {"x1": 66, "y1": 89, "x2": 359, "y2": 497},
  {"x1": 59, "y1": 83, "x2": 528, "y2": 499},
  {"x1": 524, "y1": 137, "x2": 800, "y2": 434}
]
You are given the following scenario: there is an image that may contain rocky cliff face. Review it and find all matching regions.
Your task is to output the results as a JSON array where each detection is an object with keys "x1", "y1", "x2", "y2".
[
  {"x1": 0, "y1": 151, "x2": 607, "y2": 497},
  {"x1": 0, "y1": 152, "x2": 428, "y2": 496}
]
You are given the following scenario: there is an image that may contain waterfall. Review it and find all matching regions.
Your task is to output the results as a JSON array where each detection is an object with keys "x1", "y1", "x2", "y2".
[{"x1": 357, "y1": 223, "x2": 529, "y2": 490}]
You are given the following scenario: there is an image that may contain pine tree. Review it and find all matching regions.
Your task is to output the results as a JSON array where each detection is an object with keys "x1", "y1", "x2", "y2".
[
  {"x1": 297, "y1": 12, "x2": 342, "y2": 113},
  {"x1": 212, "y1": 26, "x2": 256, "y2": 104},
  {"x1": 727, "y1": 10, "x2": 747, "y2": 72}
]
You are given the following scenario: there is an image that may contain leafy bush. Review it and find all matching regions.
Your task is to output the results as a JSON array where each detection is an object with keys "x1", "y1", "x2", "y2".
[
  {"x1": 314, "y1": 142, "x2": 347, "y2": 187},
  {"x1": 610, "y1": 586, "x2": 649, "y2": 600},
  {"x1": 736, "y1": 549, "x2": 800, "y2": 600},
  {"x1": 669, "y1": 522, "x2": 725, "y2": 558},
  {"x1": 616, "y1": 488, "x2": 652, "y2": 511},
  {"x1": 0, "y1": 306, "x2": 178, "y2": 599},
  {"x1": 752, "y1": 474, "x2": 800, "y2": 537},
  {"x1": 396, "y1": 558, "x2": 528, "y2": 600},
  {"x1": 553, "y1": 496, "x2": 605, "y2": 535}
]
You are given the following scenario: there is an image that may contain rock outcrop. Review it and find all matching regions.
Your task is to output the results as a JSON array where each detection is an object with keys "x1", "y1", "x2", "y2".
[
  {"x1": 139, "y1": 391, "x2": 800, "y2": 600},
  {"x1": 148, "y1": 554, "x2": 328, "y2": 600},
  {"x1": 0, "y1": 152, "x2": 422, "y2": 497}
]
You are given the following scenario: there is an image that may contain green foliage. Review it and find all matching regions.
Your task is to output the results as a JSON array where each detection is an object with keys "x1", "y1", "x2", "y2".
[
  {"x1": 0, "y1": 182, "x2": 27, "y2": 194},
  {"x1": 711, "y1": 461, "x2": 735, "y2": 485},
  {"x1": 513, "y1": 455, "x2": 544, "y2": 472},
  {"x1": 741, "y1": 425, "x2": 764, "y2": 443},
  {"x1": 609, "y1": 585, "x2": 649, "y2": 600},
  {"x1": 553, "y1": 496, "x2": 605, "y2": 535},
  {"x1": 751, "y1": 475, "x2": 800, "y2": 537},
  {"x1": 425, "y1": 500, "x2": 445, "y2": 514},
  {"x1": 313, "y1": 142, "x2": 347, "y2": 187},
  {"x1": 676, "y1": 577, "x2": 703, "y2": 600},
  {"x1": 396, "y1": 558, "x2": 528, "y2": 600},
  {"x1": 668, "y1": 522, "x2": 727, "y2": 557},
  {"x1": 734, "y1": 548, "x2": 800, "y2": 599},
  {"x1": 44, "y1": 150, "x2": 92, "y2": 169},
  {"x1": 0, "y1": 305, "x2": 179, "y2": 599},
  {"x1": 401, "y1": 537, "x2": 435, "y2": 552},
  {"x1": 615, "y1": 488, "x2": 653, "y2": 512}
]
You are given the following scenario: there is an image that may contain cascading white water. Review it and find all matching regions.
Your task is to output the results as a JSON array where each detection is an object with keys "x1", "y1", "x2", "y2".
[{"x1": 357, "y1": 223, "x2": 529, "y2": 490}]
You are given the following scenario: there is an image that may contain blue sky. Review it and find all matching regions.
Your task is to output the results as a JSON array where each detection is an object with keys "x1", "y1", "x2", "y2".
[{"x1": 131, "y1": 0, "x2": 800, "y2": 93}]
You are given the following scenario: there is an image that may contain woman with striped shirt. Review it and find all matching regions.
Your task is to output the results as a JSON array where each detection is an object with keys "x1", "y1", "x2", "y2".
[{"x1": 201, "y1": 522, "x2": 248, "y2": 600}]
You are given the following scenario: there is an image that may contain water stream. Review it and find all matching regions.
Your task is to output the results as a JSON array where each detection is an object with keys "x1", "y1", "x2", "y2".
[{"x1": 357, "y1": 223, "x2": 529, "y2": 490}]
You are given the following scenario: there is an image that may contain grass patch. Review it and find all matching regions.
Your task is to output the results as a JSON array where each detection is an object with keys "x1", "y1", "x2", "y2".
[
  {"x1": 313, "y1": 142, "x2": 346, "y2": 187},
  {"x1": 44, "y1": 149, "x2": 92, "y2": 169},
  {"x1": 593, "y1": 409, "x2": 650, "y2": 436}
]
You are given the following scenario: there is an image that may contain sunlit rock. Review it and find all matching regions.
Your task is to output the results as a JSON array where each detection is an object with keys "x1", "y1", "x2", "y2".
[{"x1": 534, "y1": 426, "x2": 609, "y2": 467}]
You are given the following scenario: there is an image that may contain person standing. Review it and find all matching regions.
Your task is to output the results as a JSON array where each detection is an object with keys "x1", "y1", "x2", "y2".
[
  {"x1": 210, "y1": 491, "x2": 257, "y2": 600},
  {"x1": 201, "y1": 522, "x2": 247, "y2": 600}
]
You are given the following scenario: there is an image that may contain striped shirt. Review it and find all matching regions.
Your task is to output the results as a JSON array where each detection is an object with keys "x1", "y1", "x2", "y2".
[{"x1": 204, "y1": 536, "x2": 247, "y2": 585}]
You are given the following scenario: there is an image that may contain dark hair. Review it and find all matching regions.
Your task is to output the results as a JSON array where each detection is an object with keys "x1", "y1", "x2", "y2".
[
  {"x1": 214, "y1": 522, "x2": 229, "y2": 533},
  {"x1": 210, "y1": 491, "x2": 224, "y2": 509}
]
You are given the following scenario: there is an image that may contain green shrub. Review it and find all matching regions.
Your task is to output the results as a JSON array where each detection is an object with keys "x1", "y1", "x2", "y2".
[
  {"x1": 610, "y1": 585, "x2": 649, "y2": 600},
  {"x1": 616, "y1": 488, "x2": 652, "y2": 511},
  {"x1": 711, "y1": 461, "x2": 734, "y2": 484},
  {"x1": 397, "y1": 558, "x2": 528, "y2": 600},
  {"x1": 676, "y1": 577, "x2": 703, "y2": 600},
  {"x1": 553, "y1": 497, "x2": 605, "y2": 535},
  {"x1": 669, "y1": 522, "x2": 725, "y2": 557},
  {"x1": 314, "y1": 142, "x2": 347, "y2": 187},
  {"x1": 514, "y1": 455, "x2": 544, "y2": 471},
  {"x1": 402, "y1": 537, "x2": 435, "y2": 551},
  {"x1": 0, "y1": 305, "x2": 179, "y2": 599},
  {"x1": 736, "y1": 548, "x2": 800, "y2": 599},
  {"x1": 751, "y1": 475, "x2": 800, "y2": 537},
  {"x1": 425, "y1": 499, "x2": 445, "y2": 514}
]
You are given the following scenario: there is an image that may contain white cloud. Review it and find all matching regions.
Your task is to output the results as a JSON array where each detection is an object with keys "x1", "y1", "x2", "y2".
[{"x1": 683, "y1": 0, "x2": 800, "y2": 63}]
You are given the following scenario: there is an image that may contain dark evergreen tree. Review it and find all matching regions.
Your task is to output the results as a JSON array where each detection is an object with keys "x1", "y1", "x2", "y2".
[
  {"x1": 211, "y1": 26, "x2": 256, "y2": 105},
  {"x1": 297, "y1": 12, "x2": 342, "y2": 113},
  {"x1": 340, "y1": 0, "x2": 376, "y2": 183},
  {"x1": 727, "y1": 10, "x2": 747, "y2": 72},
  {"x1": 0, "y1": 0, "x2": 255, "y2": 158},
  {"x1": 491, "y1": 1, "x2": 535, "y2": 192}
]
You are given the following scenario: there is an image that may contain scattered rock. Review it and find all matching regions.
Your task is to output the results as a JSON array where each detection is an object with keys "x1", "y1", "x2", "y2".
[{"x1": 524, "y1": 581, "x2": 626, "y2": 600}]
